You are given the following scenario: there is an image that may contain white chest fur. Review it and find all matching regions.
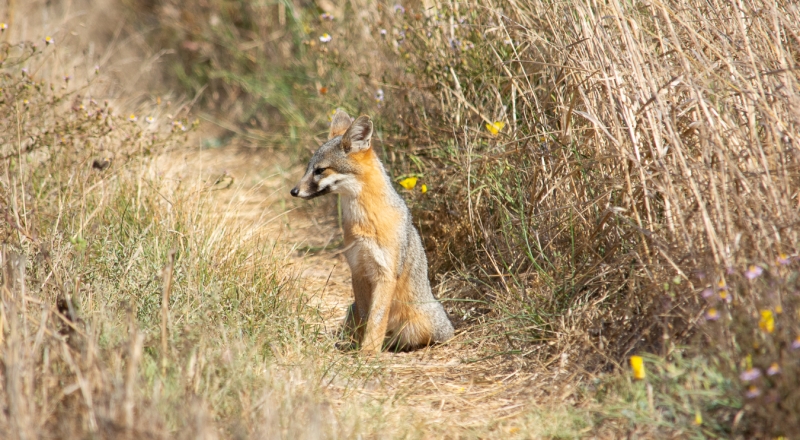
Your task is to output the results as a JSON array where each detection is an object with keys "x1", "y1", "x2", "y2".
[
  {"x1": 344, "y1": 238, "x2": 391, "y2": 280},
  {"x1": 340, "y1": 194, "x2": 365, "y2": 225}
]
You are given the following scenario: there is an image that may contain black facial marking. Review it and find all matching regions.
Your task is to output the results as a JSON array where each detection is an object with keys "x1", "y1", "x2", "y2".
[{"x1": 301, "y1": 186, "x2": 331, "y2": 200}]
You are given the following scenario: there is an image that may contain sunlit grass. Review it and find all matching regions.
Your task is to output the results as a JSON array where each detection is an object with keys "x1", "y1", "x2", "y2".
[{"x1": 2, "y1": 0, "x2": 799, "y2": 437}]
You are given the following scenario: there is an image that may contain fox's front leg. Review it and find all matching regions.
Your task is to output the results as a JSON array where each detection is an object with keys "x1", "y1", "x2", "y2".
[
  {"x1": 361, "y1": 277, "x2": 396, "y2": 353},
  {"x1": 338, "y1": 303, "x2": 364, "y2": 350}
]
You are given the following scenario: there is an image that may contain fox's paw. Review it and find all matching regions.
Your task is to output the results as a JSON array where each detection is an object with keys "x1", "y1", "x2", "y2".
[{"x1": 334, "y1": 340, "x2": 358, "y2": 352}]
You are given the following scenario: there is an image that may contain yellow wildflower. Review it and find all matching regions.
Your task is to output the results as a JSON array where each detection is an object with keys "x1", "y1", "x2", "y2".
[
  {"x1": 398, "y1": 177, "x2": 417, "y2": 190},
  {"x1": 486, "y1": 121, "x2": 505, "y2": 136},
  {"x1": 759, "y1": 310, "x2": 774, "y2": 333},
  {"x1": 421, "y1": 184, "x2": 427, "y2": 194},
  {"x1": 629, "y1": 355, "x2": 646, "y2": 380},
  {"x1": 694, "y1": 411, "x2": 702, "y2": 426}
]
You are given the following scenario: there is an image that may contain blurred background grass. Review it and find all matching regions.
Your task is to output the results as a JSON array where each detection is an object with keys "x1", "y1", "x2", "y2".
[{"x1": 2, "y1": 0, "x2": 800, "y2": 437}]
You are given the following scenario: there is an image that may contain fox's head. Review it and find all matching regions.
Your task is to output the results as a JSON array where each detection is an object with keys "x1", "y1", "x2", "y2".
[{"x1": 290, "y1": 109, "x2": 374, "y2": 199}]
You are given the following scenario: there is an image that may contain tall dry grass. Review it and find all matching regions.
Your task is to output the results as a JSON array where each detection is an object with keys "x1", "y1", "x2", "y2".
[{"x1": 363, "y1": 0, "x2": 800, "y2": 434}]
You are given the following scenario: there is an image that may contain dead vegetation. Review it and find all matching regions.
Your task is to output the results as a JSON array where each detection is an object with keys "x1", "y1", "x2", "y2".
[
  {"x1": 355, "y1": 0, "x2": 800, "y2": 431},
  {"x1": 371, "y1": 0, "x2": 800, "y2": 434},
  {"x1": 2, "y1": 0, "x2": 800, "y2": 437}
]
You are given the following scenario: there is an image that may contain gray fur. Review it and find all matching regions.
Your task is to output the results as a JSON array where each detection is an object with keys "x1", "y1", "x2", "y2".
[{"x1": 397, "y1": 218, "x2": 454, "y2": 343}]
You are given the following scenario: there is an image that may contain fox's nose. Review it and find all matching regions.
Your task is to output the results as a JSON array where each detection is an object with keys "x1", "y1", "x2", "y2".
[{"x1": 290, "y1": 187, "x2": 299, "y2": 197}]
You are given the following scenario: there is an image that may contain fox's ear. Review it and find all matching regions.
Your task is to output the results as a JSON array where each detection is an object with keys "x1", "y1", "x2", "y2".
[
  {"x1": 342, "y1": 115, "x2": 373, "y2": 154},
  {"x1": 329, "y1": 109, "x2": 352, "y2": 139}
]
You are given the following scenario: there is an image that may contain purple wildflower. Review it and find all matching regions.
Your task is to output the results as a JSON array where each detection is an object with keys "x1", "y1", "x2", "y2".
[
  {"x1": 777, "y1": 253, "x2": 791, "y2": 265},
  {"x1": 701, "y1": 288, "x2": 715, "y2": 299},
  {"x1": 767, "y1": 363, "x2": 781, "y2": 376},
  {"x1": 704, "y1": 308, "x2": 720, "y2": 321},
  {"x1": 745, "y1": 265, "x2": 763, "y2": 280},
  {"x1": 740, "y1": 368, "x2": 762, "y2": 382},
  {"x1": 393, "y1": 4, "x2": 405, "y2": 14},
  {"x1": 792, "y1": 337, "x2": 800, "y2": 350},
  {"x1": 745, "y1": 386, "x2": 761, "y2": 399}
]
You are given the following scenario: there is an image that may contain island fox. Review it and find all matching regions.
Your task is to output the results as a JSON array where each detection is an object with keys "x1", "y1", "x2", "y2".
[{"x1": 290, "y1": 109, "x2": 454, "y2": 353}]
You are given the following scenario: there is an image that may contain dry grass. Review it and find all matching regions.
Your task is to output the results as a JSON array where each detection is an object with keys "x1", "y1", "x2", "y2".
[
  {"x1": 3, "y1": 0, "x2": 800, "y2": 438},
  {"x1": 362, "y1": 0, "x2": 800, "y2": 435},
  {"x1": 372, "y1": 0, "x2": 798, "y2": 335},
  {"x1": 310, "y1": 0, "x2": 800, "y2": 435}
]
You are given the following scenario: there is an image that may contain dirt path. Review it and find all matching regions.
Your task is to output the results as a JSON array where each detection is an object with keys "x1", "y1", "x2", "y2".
[{"x1": 162, "y1": 141, "x2": 560, "y2": 433}]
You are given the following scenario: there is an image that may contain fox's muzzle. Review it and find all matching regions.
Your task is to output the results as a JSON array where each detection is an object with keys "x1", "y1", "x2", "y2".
[{"x1": 290, "y1": 183, "x2": 331, "y2": 200}]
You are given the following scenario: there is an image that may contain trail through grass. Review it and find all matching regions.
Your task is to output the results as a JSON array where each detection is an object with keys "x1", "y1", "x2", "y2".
[{"x1": 168, "y1": 137, "x2": 586, "y2": 437}]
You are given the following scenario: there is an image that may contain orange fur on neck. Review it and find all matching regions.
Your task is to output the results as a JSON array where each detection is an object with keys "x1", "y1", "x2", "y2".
[{"x1": 343, "y1": 148, "x2": 402, "y2": 248}]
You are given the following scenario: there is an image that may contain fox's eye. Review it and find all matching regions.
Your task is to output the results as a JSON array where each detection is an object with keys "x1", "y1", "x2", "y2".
[{"x1": 314, "y1": 167, "x2": 326, "y2": 176}]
